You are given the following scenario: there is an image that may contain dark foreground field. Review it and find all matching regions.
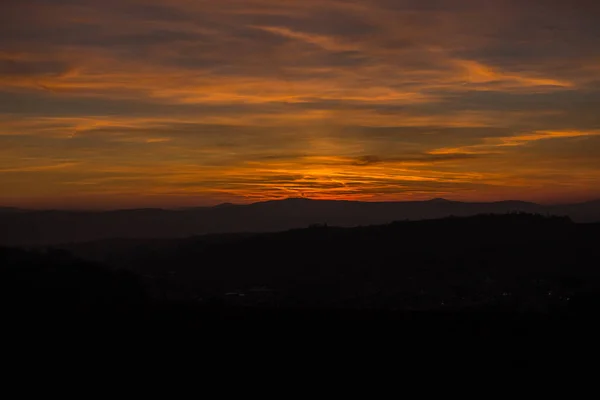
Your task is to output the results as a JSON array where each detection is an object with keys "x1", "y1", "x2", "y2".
[{"x1": 2, "y1": 214, "x2": 600, "y2": 341}]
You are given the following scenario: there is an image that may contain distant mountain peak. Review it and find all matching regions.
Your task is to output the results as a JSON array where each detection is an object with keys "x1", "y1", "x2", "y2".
[
  {"x1": 428, "y1": 197, "x2": 453, "y2": 203},
  {"x1": 283, "y1": 197, "x2": 313, "y2": 202},
  {"x1": 213, "y1": 202, "x2": 236, "y2": 208},
  {"x1": 0, "y1": 207, "x2": 21, "y2": 213},
  {"x1": 261, "y1": 197, "x2": 314, "y2": 204}
]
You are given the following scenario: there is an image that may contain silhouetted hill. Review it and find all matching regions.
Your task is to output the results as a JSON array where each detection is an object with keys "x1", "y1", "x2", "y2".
[
  {"x1": 1, "y1": 198, "x2": 599, "y2": 245},
  {"x1": 427, "y1": 197, "x2": 454, "y2": 203},
  {"x1": 550, "y1": 200, "x2": 600, "y2": 223},
  {"x1": 212, "y1": 202, "x2": 236, "y2": 209},
  {"x1": 0, "y1": 246, "x2": 144, "y2": 313},
  {"x1": 0, "y1": 207, "x2": 23, "y2": 213},
  {"x1": 4, "y1": 214, "x2": 600, "y2": 341},
  {"x1": 50, "y1": 213, "x2": 598, "y2": 312}
]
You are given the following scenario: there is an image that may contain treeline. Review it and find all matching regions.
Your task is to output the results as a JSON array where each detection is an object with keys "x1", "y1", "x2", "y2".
[{"x1": 2, "y1": 213, "x2": 597, "y2": 315}]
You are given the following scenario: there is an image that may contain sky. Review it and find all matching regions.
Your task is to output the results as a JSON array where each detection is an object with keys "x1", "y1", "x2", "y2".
[{"x1": 1, "y1": 0, "x2": 600, "y2": 209}]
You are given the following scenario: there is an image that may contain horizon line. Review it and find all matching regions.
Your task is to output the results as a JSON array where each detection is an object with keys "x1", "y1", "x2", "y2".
[{"x1": 2, "y1": 196, "x2": 599, "y2": 212}]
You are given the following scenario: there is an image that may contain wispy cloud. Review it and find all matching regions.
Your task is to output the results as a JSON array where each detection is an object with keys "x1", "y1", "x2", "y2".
[
  {"x1": 0, "y1": 162, "x2": 79, "y2": 173},
  {"x1": 1, "y1": 0, "x2": 600, "y2": 207},
  {"x1": 253, "y1": 25, "x2": 359, "y2": 52},
  {"x1": 430, "y1": 130, "x2": 600, "y2": 155}
]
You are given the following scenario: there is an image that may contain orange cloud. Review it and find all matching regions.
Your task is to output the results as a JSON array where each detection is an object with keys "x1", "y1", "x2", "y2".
[
  {"x1": 1, "y1": 0, "x2": 600, "y2": 207},
  {"x1": 0, "y1": 162, "x2": 79, "y2": 173},
  {"x1": 455, "y1": 59, "x2": 572, "y2": 89},
  {"x1": 431, "y1": 130, "x2": 600, "y2": 155},
  {"x1": 253, "y1": 26, "x2": 359, "y2": 52}
]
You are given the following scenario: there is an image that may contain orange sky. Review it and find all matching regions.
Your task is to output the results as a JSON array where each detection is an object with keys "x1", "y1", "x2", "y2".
[{"x1": 1, "y1": 0, "x2": 600, "y2": 208}]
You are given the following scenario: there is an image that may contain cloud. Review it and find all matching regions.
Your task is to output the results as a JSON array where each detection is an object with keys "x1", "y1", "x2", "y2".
[
  {"x1": 253, "y1": 26, "x2": 359, "y2": 52},
  {"x1": 430, "y1": 130, "x2": 600, "y2": 155},
  {"x1": 1, "y1": 0, "x2": 600, "y2": 206},
  {"x1": 454, "y1": 59, "x2": 572, "y2": 89},
  {"x1": 351, "y1": 153, "x2": 480, "y2": 166},
  {"x1": 0, "y1": 162, "x2": 79, "y2": 173}
]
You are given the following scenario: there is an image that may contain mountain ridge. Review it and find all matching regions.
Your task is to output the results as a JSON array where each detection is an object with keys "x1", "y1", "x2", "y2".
[
  {"x1": 3, "y1": 197, "x2": 598, "y2": 212},
  {"x1": 1, "y1": 197, "x2": 599, "y2": 245}
]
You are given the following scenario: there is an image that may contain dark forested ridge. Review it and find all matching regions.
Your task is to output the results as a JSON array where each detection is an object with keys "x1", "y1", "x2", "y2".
[
  {"x1": 1, "y1": 198, "x2": 600, "y2": 245},
  {"x1": 3, "y1": 214, "x2": 600, "y2": 330},
  {"x1": 0, "y1": 246, "x2": 144, "y2": 314}
]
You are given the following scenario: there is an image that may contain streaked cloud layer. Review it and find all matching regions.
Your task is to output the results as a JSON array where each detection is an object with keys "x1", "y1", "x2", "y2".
[{"x1": 1, "y1": 0, "x2": 599, "y2": 208}]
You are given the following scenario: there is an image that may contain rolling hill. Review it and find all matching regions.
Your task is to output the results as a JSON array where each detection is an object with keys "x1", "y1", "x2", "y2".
[{"x1": 0, "y1": 197, "x2": 599, "y2": 245}]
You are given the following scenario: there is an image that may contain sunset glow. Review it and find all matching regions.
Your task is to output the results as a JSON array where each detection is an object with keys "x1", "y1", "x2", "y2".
[{"x1": 2, "y1": 0, "x2": 600, "y2": 208}]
